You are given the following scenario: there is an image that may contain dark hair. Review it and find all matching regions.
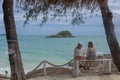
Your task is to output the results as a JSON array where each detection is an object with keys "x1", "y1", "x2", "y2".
[{"x1": 88, "y1": 41, "x2": 93, "y2": 48}]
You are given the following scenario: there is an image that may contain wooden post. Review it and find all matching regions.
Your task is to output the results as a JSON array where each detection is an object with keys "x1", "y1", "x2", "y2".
[
  {"x1": 102, "y1": 59, "x2": 112, "y2": 74},
  {"x1": 72, "y1": 53, "x2": 75, "y2": 76},
  {"x1": 108, "y1": 60, "x2": 112, "y2": 73},
  {"x1": 102, "y1": 60, "x2": 104, "y2": 72},
  {"x1": 43, "y1": 62, "x2": 46, "y2": 76},
  {"x1": 73, "y1": 59, "x2": 81, "y2": 77}
]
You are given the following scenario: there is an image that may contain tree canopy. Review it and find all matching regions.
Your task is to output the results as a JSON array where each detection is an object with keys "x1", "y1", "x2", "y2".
[
  {"x1": 15, "y1": 0, "x2": 120, "y2": 25},
  {"x1": 16, "y1": 0, "x2": 107, "y2": 25}
]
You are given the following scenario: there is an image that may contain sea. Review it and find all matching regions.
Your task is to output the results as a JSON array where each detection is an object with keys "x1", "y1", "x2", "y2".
[{"x1": 0, "y1": 35, "x2": 120, "y2": 74}]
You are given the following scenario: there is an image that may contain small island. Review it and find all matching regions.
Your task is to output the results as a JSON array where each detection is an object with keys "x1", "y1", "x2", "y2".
[{"x1": 46, "y1": 30, "x2": 74, "y2": 38}]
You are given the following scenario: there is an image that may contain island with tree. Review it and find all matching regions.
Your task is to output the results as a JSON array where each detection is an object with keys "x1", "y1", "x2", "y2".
[{"x1": 46, "y1": 30, "x2": 74, "y2": 38}]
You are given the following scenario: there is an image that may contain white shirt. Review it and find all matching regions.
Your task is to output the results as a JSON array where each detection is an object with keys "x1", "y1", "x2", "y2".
[{"x1": 74, "y1": 47, "x2": 85, "y2": 57}]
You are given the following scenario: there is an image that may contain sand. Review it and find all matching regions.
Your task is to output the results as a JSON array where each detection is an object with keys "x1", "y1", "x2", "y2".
[
  {"x1": 0, "y1": 67, "x2": 120, "y2": 80},
  {"x1": 1, "y1": 73, "x2": 120, "y2": 80},
  {"x1": 28, "y1": 73, "x2": 120, "y2": 80},
  {"x1": 26, "y1": 67, "x2": 120, "y2": 80}
]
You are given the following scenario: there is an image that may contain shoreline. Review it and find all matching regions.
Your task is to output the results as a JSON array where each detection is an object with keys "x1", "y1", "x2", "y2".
[{"x1": 0, "y1": 53, "x2": 113, "y2": 74}]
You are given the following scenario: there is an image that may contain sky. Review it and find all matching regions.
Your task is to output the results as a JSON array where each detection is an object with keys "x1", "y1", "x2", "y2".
[{"x1": 0, "y1": 0, "x2": 120, "y2": 36}]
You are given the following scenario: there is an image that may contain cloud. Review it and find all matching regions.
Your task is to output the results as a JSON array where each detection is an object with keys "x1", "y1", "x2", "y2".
[{"x1": 0, "y1": 0, "x2": 120, "y2": 35}]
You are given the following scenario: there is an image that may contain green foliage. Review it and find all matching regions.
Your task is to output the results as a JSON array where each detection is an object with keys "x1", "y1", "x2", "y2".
[
  {"x1": 47, "y1": 30, "x2": 74, "y2": 38},
  {"x1": 17, "y1": 0, "x2": 91, "y2": 25},
  {"x1": 57, "y1": 30, "x2": 72, "y2": 37},
  {"x1": 17, "y1": 0, "x2": 116, "y2": 25}
]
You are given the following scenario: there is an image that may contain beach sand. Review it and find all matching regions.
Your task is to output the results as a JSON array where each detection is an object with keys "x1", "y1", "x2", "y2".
[
  {"x1": 28, "y1": 73, "x2": 120, "y2": 80},
  {"x1": 26, "y1": 66, "x2": 120, "y2": 80},
  {"x1": 0, "y1": 66, "x2": 120, "y2": 80},
  {"x1": 1, "y1": 73, "x2": 120, "y2": 80}
]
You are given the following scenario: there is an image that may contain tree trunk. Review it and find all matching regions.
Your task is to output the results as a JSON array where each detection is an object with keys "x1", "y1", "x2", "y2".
[
  {"x1": 2, "y1": 0, "x2": 26, "y2": 80},
  {"x1": 99, "y1": 0, "x2": 120, "y2": 71}
]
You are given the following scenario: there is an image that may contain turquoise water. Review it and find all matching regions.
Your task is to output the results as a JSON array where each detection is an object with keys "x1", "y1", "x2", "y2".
[{"x1": 0, "y1": 35, "x2": 120, "y2": 73}]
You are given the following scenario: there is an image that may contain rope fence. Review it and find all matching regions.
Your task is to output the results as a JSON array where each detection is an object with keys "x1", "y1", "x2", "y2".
[
  {"x1": 27, "y1": 59, "x2": 73, "y2": 76},
  {"x1": 26, "y1": 58, "x2": 112, "y2": 76}
]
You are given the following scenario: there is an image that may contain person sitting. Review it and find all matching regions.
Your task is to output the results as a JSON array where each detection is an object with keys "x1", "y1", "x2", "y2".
[
  {"x1": 73, "y1": 42, "x2": 86, "y2": 76},
  {"x1": 85, "y1": 41, "x2": 96, "y2": 70},
  {"x1": 74, "y1": 42, "x2": 86, "y2": 60}
]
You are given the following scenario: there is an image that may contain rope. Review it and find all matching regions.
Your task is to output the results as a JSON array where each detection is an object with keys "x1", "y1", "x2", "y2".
[
  {"x1": 31, "y1": 59, "x2": 112, "y2": 72},
  {"x1": 29, "y1": 59, "x2": 73, "y2": 73},
  {"x1": 27, "y1": 59, "x2": 113, "y2": 76},
  {"x1": 44, "y1": 60, "x2": 73, "y2": 67}
]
